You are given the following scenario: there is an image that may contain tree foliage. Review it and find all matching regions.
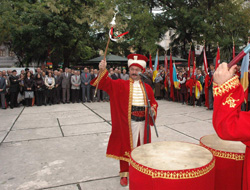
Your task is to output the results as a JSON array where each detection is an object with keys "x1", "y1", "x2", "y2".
[
  {"x1": 0, "y1": 0, "x2": 249, "y2": 67},
  {"x1": 157, "y1": 0, "x2": 250, "y2": 61}
]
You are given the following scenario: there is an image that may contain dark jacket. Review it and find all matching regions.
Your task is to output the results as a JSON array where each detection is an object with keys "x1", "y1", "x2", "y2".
[
  {"x1": 0, "y1": 77, "x2": 6, "y2": 93},
  {"x1": 54, "y1": 75, "x2": 62, "y2": 88},
  {"x1": 111, "y1": 74, "x2": 120, "y2": 80},
  {"x1": 24, "y1": 78, "x2": 34, "y2": 91},
  {"x1": 9, "y1": 75, "x2": 20, "y2": 92},
  {"x1": 34, "y1": 78, "x2": 44, "y2": 91}
]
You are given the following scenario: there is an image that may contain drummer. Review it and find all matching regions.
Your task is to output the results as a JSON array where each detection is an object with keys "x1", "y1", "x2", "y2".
[
  {"x1": 91, "y1": 54, "x2": 158, "y2": 187},
  {"x1": 213, "y1": 62, "x2": 250, "y2": 189}
]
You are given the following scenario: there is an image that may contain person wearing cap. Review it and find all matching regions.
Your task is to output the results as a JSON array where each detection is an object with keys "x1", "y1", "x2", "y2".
[
  {"x1": 91, "y1": 54, "x2": 158, "y2": 187},
  {"x1": 9, "y1": 70, "x2": 21, "y2": 109},
  {"x1": 213, "y1": 62, "x2": 250, "y2": 189}
]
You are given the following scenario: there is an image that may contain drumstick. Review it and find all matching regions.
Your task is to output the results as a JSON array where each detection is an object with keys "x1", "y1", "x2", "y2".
[{"x1": 228, "y1": 43, "x2": 250, "y2": 68}]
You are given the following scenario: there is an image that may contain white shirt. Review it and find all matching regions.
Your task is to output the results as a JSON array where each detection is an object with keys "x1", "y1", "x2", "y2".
[
  {"x1": 132, "y1": 80, "x2": 144, "y2": 106},
  {"x1": 131, "y1": 80, "x2": 145, "y2": 148}
]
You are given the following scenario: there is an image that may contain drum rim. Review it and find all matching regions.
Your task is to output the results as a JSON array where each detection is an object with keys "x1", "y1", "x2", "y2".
[
  {"x1": 130, "y1": 141, "x2": 215, "y2": 180},
  {"x1": 200, "y1": 135, "x2": 245, "y2": 161}
]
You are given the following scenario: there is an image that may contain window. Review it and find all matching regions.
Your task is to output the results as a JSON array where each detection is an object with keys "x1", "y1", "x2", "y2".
[
  {"x1": 0, "y1": 49, "x2": 6, "y2": 57},
  {"x1": 9, "y1": 51, "x2": 15, "y2": 57}
]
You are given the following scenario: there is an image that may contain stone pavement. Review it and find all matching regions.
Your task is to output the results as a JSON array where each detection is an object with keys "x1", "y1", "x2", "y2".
[{"x1": 0, "y1": 100, "x2": 215, "y2": 190}]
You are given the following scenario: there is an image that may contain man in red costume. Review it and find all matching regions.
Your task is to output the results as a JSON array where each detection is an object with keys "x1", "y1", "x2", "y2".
[
  {"x1": 213, "y1": 62, "x2": 250, "y2": 190},
  {"x1": 91, "y1": 54, "x2": 158, "y2": 187}
]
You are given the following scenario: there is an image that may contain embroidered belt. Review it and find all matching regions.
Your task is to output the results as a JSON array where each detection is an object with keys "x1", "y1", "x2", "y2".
[{"x1": 131, "y1": 106, "x2": 145, "y2": 122}]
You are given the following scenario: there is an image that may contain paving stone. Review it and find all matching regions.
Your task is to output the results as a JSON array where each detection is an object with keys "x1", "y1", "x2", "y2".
[
  {"x1": 80, "y1": 177, "x2": 129, "y2": 190},
  {"x1": 0, "y1": 134, "x2": 118, "y2": 190},
  {"x1": 0, "y1": 101, "x2": 218, "y2": 190},
  {"x1": 151, "y1": 126, "x2": 198, "y2": 144},
  {"x1": 4, "y1": 127, "x2": 62, "y2": 142},
  {"x1": 0, "y1": 114, "x2": 17, "y2": 131},
  {"x1": 184, "y1": 110, "x2": 213, "y2": 121},
  {"x1": 58, "y1": 115, "x2": 104, "y2": 126},
  {"x1": 155, "y1": 114, "x2": 197, "y2": 126},
  {"x1": 21, "y1": 104, "x2": 87, "y2": 114},
  {"x1": 13, "y1": 118, "x2": 59, "y2": 130},
  {"x1": 43, "y1": 184, "x2": 79, "y2": 190},
  {"x1": 0, "y1": 107, "x2": 23, "y2": 116},
  {"x1": 167, "y1": 120, "x2": 216, "y2": 140},
  {"x1": 0, "y1": 130, "x2": 7, "y2": 142},
  {"x1": 61, "y1": 122, "x2": 111, "y2": 137}
]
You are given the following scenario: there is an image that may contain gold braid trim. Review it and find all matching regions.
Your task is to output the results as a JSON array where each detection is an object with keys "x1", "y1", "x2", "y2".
[
  {"x1": 140, "y1": 80, "x2": 147, "y2": 117},
  {"x1": 213, "y1": 76, "x2": 240, "y2": 97},
  {"x1": 128, "y1": 79, "x2": 134, "y2": 150},
  {"x1": 130, "y1": 158, "x2": 215, "y2": 180},
  {"x1": 92, "y1": 69, "x2": 108, "y2": 87},
  {"x1": 106, "y1": 153, "x2": 131, "y2": 163},
  {"x1": 120, "y1": 172, "x2": 129, "y2": 177},
  {"x1": 200, "y1": 142, "x2": 245, "y2": 161}
]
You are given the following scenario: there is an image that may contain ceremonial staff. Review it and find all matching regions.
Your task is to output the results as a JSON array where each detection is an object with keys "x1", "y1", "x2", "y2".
[{"x1": 94, "y1": 10, "x2": 129, "y2": 97}]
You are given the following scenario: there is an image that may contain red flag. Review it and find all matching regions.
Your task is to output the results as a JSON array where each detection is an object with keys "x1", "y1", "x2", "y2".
[
  {"x1": 215, "y1": 46, "x2": 220, "y2": 70},
  {"x1": 203, "y1": 47, "x2": 208, "y2": 75},
  {"x1": 169, "y1": 53, "x2": 175, "y2": 101},
  {"x1": 203, "y1": 47, "x2": 209, "y2": 108},
  {"x1": 149, "y1": 54, "x2": 153, "y2": 71},
  {"x1": 188, "y1": 48, "x2": 191, "y2": 78},
  {"x1": 164, "y1": 54, "x2": 168, "y2": 91},
  {"x1": 192, "y1": 50, "x2": 195, "y2": 77}
]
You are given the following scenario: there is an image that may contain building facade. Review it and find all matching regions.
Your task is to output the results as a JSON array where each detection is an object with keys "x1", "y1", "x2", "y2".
[{"x1": 0, "y1": 43, "x2": 18, "y2": 68}]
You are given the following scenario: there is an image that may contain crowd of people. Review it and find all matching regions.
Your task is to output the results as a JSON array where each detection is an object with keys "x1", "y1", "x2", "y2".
[{"x1": 0, "y1": 63, "x2": 245, "y2": 110}]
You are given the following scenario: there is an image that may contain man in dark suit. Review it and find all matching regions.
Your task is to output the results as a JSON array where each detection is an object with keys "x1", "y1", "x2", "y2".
[
  {"x1": 80, "y1": 67, "x2": 91, "y2": 102},
  {"x1": 0, "y1": 71, "x2": 6, "y2": 109},
  {"x1": 111, "y1": 68, "x2": 121, "y2": 80},
  {"x1": 61, "y1": 67, "x2": 71, "y2": 103},
  {"x1": 53, "y1": 70, "x2": 62, "y2": 104},
  {"x1": 9, "y1": 70, "x2": 21, "y2": 109}
]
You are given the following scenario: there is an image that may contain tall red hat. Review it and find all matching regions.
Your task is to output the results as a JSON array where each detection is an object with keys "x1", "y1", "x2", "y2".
[{"x1": 127, "y1": 54, "x2": 148, "y2": 70}]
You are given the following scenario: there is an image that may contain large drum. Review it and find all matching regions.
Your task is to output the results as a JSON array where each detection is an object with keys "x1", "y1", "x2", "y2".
[
  {"x1": 200, "y1": 134, "x2": 246, "y2": 190},
  {"x1": 129, "y1": 141, "x2": 215, "y2": 190}
]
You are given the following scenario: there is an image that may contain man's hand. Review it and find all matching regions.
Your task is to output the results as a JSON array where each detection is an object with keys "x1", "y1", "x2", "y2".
[
  {"x1": 149, "y1": 107, "x2": 155, "y2": 117},
  {"x1": 213, "y1": 62, "x2": 237, "y2": 85},
  {"x1": 99, "y1": 60, "x2": 107, "y2": 72}
]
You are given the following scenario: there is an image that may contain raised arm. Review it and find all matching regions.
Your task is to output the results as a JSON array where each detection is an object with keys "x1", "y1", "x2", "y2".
[{"x1": 213, "y1": 62, "x2": 250, "y2": 142}]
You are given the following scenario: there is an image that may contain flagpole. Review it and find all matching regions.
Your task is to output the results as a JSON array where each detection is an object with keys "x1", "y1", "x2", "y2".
[{"x1": 228, "y1": 43, "x2": 250, "y2": 68}]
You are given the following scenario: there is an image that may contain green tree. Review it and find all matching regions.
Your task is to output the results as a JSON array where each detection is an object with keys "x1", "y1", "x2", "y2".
[
  {"x1": 0, "y1": 0, "x2": 114, "y2": 67},
  {"x1": 157, "y1": 0, "x2": 250, "y2": 61}
]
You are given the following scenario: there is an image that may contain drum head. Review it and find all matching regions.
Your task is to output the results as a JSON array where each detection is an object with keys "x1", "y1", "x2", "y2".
[
  {"x1": 200, "y1": 134, "x2": 246, "y2": 153},
  {"x1": 131, "y1": 141, "x2": 213, "y2": 170}
]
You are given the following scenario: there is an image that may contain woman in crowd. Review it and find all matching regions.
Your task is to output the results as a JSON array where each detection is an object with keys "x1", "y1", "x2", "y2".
[
  {"x1": 44, "y1": 71, "x2": 55, "y2": 105},
  {"x1": 34, "y1": 73, "x2": 45, "y2": 106},
  {"x1": 24, "y1": 71, "x2": 34, "y2": 107}
]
